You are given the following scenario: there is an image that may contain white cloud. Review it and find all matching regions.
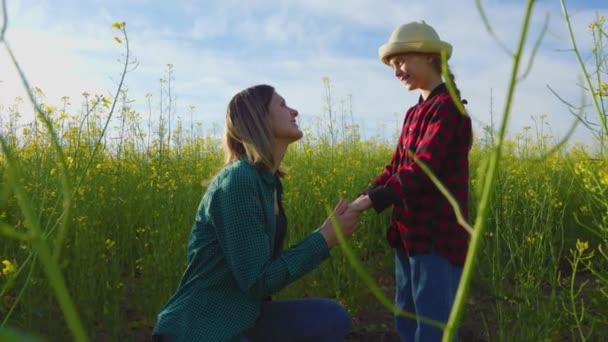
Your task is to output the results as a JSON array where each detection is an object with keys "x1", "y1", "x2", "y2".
[
  {"x1": 190, "y1": 17, "x2": 229, "y2": 40},
  {"x1": 1, "y1": 0, "x2": 606, "y2": 145}
]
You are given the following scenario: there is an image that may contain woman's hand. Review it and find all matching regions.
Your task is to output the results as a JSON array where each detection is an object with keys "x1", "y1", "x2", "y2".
[{"x1": 319, "y1": 198, "x2": 360, "y2": 248}]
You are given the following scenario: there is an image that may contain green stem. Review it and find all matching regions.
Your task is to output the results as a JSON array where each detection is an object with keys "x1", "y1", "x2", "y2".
[
  {"x1": 411, "y1": 154, "x2": 473, "y2": 234},
  {"x1": 569, "y1": 250, "x2": 586, "y2": 341},
  {"x1": 328, "y1": 207, "x2": 446, "y2": 330},
  {"x1": 560, "y1": 0, "x2": 608, "y2": 137},
  {"x1": 1, "y1": 255, "x2": 37, "y2": 327},
  {"x1": 2, "y1": 38, "x2": 73, "y2": 264},
  {"x1": 0, "y1": 137, "x2": 88, "y2": 342},
  {"x1": 442, "y1": 1, "x2": 536, "y2": 340}
]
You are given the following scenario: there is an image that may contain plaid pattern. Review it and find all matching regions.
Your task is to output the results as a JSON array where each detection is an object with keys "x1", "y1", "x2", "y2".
[
  {"x1": 366, "y1": 84, "x2": 471, "y2": 265},
  {"x1": 153, "y1": 159, "x2": 330, "y2": 341}
]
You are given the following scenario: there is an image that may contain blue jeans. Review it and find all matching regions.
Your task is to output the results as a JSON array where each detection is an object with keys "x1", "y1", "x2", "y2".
[
  {"x1": 244, "y1": 298, "x2": 352, "y2": 341},
  {"x1": 394, "y1": 249, "x2": 462, "y2": 342}
]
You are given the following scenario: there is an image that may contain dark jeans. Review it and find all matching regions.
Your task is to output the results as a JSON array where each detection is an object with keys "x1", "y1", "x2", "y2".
[
  {"x1": 152, "y1": 298, "x2": 351, "y2": 342},
  {"x1": 244, "y1": 298, "x2": 352, "y2": 341}
]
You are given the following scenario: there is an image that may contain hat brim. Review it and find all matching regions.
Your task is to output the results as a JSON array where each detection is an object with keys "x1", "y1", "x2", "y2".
[{"x1": 379, "y1": 41, "x2": 453, "y2": 65}]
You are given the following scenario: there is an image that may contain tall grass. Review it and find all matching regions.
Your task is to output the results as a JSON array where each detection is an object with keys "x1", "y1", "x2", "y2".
[
  {"x1": 559, "y1": 1, "x2": 608, "y2": 339},
  {"x1": 1, "y1": 96, "x2": 606, "y2": 340}
]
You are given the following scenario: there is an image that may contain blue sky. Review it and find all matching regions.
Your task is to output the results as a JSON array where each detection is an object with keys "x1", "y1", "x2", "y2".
[{"x1": 1, "y1": 0, "x2": 607, "y2": 144}]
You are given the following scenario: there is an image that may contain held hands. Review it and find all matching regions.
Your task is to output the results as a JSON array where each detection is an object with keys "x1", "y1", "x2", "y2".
[
  {"x1": 319, "y1": 198, "x2": 360, "y2": 248},
  {"x1": 348, "y1": 194, "x2": 372, "y2": 212}
]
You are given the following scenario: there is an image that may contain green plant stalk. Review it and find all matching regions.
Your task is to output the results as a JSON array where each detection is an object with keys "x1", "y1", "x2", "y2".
[
  {"x1": 1, "y1": 3, "x2": 73, "y2": 265},
  {"x1": 71, "y1": 26, "x2": 130, "y2": 199},
  {"x1": 0, "y1": 326, "x2": 41, "y2": 342},
  {"x1": 327, "y1": 206, "x2": 446, "y2": 330},
  {"x1": 518, "y1": 12, "x2": 549, "y2": 82},
  {"x1": 0, "y1": 221, "x2": 31, "y2": 240},
  {"x1": 591, "y1": 245, "x2": 608, "y2": 283},
  {"x1": 46, "y1": 25, "x2": 131, "y2": 253},
  {"x1": 411, "y1": 154, "x2": 473, "y2": 234},
  {"x1": 0, "y1": 0, "x2": 7, "y2": 41},
  {"x1": 531, "y1": 82, "x2": 584, "y2": 161},
  {"x1": 0, "y1": 245, "x2": 36, "y2": 300},
  {"x1": 0, "y1": 136, "x2": 88, "y2": 342},
  {"x1": 440, "y1": 51, "x2": 467, "y2": 116},
  {"x1": 591, "y1": 23, "x2": 607, "y2": 119},
  {"x1": 442, "y1": 1, "x2": 536, "y2": 340},
  {"x1": 1, "y1": 255, "x2": 37, "y2": 327},
  {"x1": 474, "y1": 0, "x2": 513, "y2": 56},
  {"x1": 560, "y1": 0, "x2": 608, "y2": 136},
  {"x1": 569, "y1": 249, "x2": 589, "y2": 341}
]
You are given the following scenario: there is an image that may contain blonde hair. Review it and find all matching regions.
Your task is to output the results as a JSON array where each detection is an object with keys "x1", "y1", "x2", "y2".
[
  {"x1": 428, "y1": 54, "x2": 464, "y2": 103},
  {"x1": 428, "y1": 54, "x2": 473, "y2": 149},
  {"x1": 224, "y1": 84, "x2": 277, "y2": 172}
]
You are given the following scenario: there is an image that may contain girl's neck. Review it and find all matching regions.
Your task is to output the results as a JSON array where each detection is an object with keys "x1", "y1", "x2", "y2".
[{"x1": 419, "y1": 76, "x2": 443, "y2": 101}]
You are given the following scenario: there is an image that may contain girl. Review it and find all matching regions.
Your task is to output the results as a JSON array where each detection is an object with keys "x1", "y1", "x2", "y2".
[
  {"x1": 153, "y1": 85, "x2": 357, "y2": 341},
  {"x1": 349, "y1": 21, "x2": 472, "y2": 341}
]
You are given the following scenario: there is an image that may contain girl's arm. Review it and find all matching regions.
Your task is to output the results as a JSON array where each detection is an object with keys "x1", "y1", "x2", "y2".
[
  {"x1": 366, "y1": 102, "x2": 470, "y2": 212},
  {"x1": 364, "y1": 109, "x2": 412, "y2": 194}
]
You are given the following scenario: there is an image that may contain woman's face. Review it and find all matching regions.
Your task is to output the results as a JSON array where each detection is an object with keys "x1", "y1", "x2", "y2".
[{"x1": 268, "y1": 91, "x2": 302, "y2": 144}]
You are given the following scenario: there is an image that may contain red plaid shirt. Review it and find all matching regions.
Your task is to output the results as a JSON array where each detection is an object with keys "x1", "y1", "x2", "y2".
[{"x1": 366, "y1": 83, "x2": 472, "y2": 265}]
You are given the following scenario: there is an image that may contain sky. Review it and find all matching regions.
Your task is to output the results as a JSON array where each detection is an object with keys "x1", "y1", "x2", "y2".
[{"x1": 1, "y1": 0, "x2": 607, "y2": 145}]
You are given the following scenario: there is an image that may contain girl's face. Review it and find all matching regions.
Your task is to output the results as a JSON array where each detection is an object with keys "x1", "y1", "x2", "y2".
[
  {"x1": 268, "y1": 91, "x2": 302, "y2": 144},
  {"x1": 389, "y1": 53, "x2": 438, "y2": 91}
]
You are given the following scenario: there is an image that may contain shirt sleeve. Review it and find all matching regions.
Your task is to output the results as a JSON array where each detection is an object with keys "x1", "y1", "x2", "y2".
[
  {"x1": 364, "y1": 145, "x2": 398, "y2": 194},
  {"x1": 364, "y1": 109, "x2": 413, "y2": 195},
  {"x1": 209, "y1": 170, "x2": 330, "y2": 300},
  {"x1": 367, "y1": 102, "x2": 460, "y2": 212}
]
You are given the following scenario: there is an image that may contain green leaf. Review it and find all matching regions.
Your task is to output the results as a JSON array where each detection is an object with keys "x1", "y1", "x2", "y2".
[{"x1": 0, "y1": 326, "x2": 43, "y2": 342}]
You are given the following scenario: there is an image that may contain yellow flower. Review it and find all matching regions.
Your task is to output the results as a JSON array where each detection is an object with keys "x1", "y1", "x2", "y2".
[
  {"x1": 102, "y1": 96, "x2": 112, "y2": 108},
  {"x1": 105, "y1": 239, "x2": 116, "y2": 250},
  {"x1": 2, "y1": 259, "x2": 15, "y2": 276},
  {"x1": 576, "y1": 239, "x2": 589, "y2": 253},
  {"x1": 42, "y1": 104, "x2": 54, "y2": 114},
  {"x1": 600, "y1": 170, "x2": 608, "y2": 186},
  {"x1": 114, "y1": 36, "x2": 122, "y2": 44},
  {"x1": 112, "y1": 21, "x2": 126, "y2": 30}
]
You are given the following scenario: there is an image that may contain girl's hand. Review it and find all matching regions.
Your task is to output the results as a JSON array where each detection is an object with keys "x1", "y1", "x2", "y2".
[{"x1": 348, "y1": 195, "x2": 372, "y2": 212}]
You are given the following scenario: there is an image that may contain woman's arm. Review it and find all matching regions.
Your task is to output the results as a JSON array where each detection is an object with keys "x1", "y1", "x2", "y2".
[{"x1": 210, "y1": 171, "x2": 357, "y2": 300}]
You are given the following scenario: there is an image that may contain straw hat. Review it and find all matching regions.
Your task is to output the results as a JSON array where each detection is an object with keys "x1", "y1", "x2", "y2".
[{"x1": 378, "y1": 20, "x2": 452, "y2": 65}]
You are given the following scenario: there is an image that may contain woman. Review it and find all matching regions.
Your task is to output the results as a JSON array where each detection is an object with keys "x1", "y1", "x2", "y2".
[
  {"x1": 349, "y1": 21, "x2": 472, "y2": 341},
  {"x1": 153, "y1": 84, "x2": 357, "y2": 341}
]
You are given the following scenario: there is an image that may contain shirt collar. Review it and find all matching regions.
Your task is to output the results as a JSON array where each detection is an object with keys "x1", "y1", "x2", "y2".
[
  {"x1": 240, "y1": 156, "x2": 278, "y2": 186},
  {"x1": 417, "y1": 83, "x2": 447, "y2": 104},
  {"x1": 260, "y1": 168, "x2": 278, "y2": 186}
]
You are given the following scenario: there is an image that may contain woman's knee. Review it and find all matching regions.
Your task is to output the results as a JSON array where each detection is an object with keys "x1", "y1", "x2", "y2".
[{"x1": 317, "y1": 298, "x2": 352, "y2": 335}]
